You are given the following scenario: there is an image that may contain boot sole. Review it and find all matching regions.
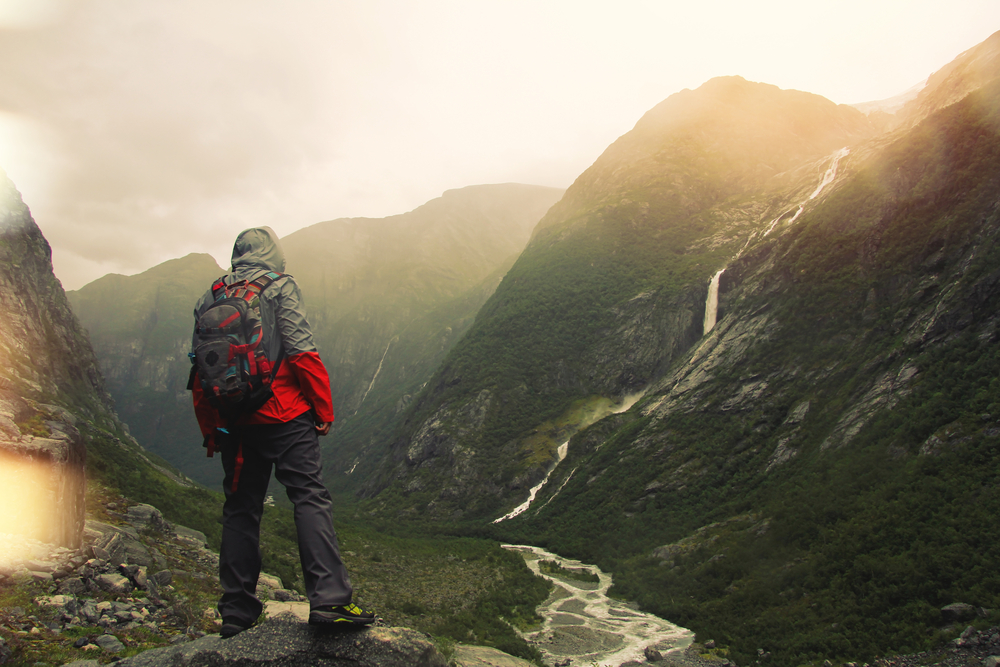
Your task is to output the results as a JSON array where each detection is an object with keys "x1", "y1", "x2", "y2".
[{"x1": 308, "y1": 611, "x2": 375, "y2": 626}]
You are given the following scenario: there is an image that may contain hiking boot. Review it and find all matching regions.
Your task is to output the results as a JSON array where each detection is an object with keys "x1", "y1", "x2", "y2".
[
  {"x1": 308, "y1": 602, "x2": 376, "y2": 626},
  {"x1": 220, "y1": 619, "x2": 251, "y2": 638}
]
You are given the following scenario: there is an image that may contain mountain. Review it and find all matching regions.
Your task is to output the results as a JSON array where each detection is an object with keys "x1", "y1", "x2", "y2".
[
  {"x1": 364, "y1": 76, "x2": 876, "y2": 517},
  {"x1": 365, "y1": 32, "x2": 1000, "y2": 666},
  {"x1": 67, "y1": 252, "x2": 227, "y2": 485},
  {"x1": 68, "y1": 183, "x2": 563, "y2": 486}
]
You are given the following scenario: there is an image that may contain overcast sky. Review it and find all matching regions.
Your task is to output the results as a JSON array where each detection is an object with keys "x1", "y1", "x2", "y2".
[{"x1": 0, "y1": 1, "x2": 997, "y2": 290}]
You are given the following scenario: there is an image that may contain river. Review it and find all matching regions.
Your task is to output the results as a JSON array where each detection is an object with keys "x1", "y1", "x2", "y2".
[{"x1": 504, "y1": 544, "x2": 692, "y2": 666}]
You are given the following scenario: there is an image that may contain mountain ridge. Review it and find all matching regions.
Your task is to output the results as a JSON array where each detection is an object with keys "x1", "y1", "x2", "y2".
[
  {"x1": 364, "y1": 75, "x2": 877, "y2": 519},
  {"x1": 68, "y1": 183, "x2": 564, "y2": 486}
]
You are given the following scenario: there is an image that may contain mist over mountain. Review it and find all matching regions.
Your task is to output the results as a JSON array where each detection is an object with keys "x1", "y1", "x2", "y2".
[
  {"x1": 68, "y1": 184, "x2": 563, "y2": 485},
  {"x1": 362, "y1": 30, "x2": 1000, "y2": 665}
]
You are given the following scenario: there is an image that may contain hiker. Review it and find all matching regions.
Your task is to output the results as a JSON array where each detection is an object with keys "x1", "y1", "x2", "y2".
[{"x1": 189, "y1": 226, "x2": 374, "y2": 637}]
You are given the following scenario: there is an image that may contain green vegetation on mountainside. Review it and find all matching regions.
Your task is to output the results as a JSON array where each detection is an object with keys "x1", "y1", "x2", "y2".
[
  {"x1": 494, "y1": 79, "x2": 1000, "y2": 667},
  {"x1": 369, "y1": 77, "x2": 873, "y2": 521},
  {"x1": 68, "y1": 253, "x2": 225, "y2": 486}
]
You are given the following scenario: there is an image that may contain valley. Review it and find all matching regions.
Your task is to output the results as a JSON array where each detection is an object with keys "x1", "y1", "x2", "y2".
[
  {"x1": 506, "y1": 544, "x2": 692, "y2": 666},
  {"x1": 5, "y1": 26, "x2": 999, "y2": 667}
]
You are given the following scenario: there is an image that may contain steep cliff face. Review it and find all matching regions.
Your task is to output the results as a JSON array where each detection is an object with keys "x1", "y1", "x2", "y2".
[
  {"x1": 365, "y1": 77, "x2": 876, "y2": 518},
  {"x1": 0, "y1": 171, "x2": 108, "y2": 547},
  {"x1": 0, "y1": 173, "x2": 109, "y2": 408}
]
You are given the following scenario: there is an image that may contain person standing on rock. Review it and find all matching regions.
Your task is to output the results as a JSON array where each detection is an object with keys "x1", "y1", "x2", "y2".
[{"x1": 189, "y1": 226, "x2": 374, "y2": 637}]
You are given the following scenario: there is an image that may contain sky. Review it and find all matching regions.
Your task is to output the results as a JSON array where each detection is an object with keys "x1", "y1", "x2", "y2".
[{"x1": 0, "y1": 1, "x2": 997, "y2": 291}]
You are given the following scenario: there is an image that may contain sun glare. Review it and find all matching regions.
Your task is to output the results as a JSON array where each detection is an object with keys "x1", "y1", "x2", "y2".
[{"x1": 0, "y1": 451, "x2": 67, "y2": 567}]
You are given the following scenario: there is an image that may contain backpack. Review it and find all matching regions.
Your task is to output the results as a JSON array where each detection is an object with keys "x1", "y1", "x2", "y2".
[{"x1": 187, "y1": 271, "x2": 286, "y2": 422}]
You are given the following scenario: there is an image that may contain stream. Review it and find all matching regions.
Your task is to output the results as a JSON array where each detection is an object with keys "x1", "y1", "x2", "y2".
[{"x1": 504, "y1": 544, "x2": 692, "y2": 666}]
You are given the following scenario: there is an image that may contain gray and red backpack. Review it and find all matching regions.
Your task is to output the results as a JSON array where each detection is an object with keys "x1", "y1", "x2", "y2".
[{"x1": 188, "y1": 271, "x2": 286, "y2": 423}]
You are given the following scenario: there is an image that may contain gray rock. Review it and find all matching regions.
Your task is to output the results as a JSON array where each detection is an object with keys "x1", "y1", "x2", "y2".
[
  {"x1": 57, "y1": 576, "x2": 87, "y2": 595},
  {"x1": 124, "y1": 538, "x2": 154, "y2": 567},
  {"x1": 80, "y1": 600, "x2": 100, "y2": 624},
  {"x1": 272, "y1": 588, "x2": 298, "y2": 602},
  {"x1": 451, "y1": 644, "x2": 534, "y2": 666},
  {"x1": 62, "y1": 661, "x2": 100, "y2": 667},
  {"x1": 153, "y1": 569, "x2": 173, "y2": 586},
  {"x1": 26, "y1": 559, "x2": 57, "y2": 572},
  {"x1": 94, "y1": 531, "x2": 127, "y2": 564},
  {"x1": 942, "y1": 603, "x2": 977, "y2": 622},
  {"x1": 35, "y1": 594, "x2": 79, "y2": 617},
  {"x1": 95, "y1": 573, "x2": 134, "y2": 595},
  {"x1": 126, "y1": 504, "x2": 170, "y2": 533},
  {"x1": 644, "y1": 646, "x2": 663, "y2": 662},
  {"x1": 95, "y1": 633, "x2": 126, "y2": 652},
  {"x1": 175, "y1": 525, "x2": 208, "y2": 546},
  {"x1": 984, "y1": 656, "x2": 1000, "y2": 667},
  {"x1": 113, "y1": 615, "x2": 446, "y2": 666},
  {"x1": 704, "y1": 639, "x2": 716, "y2": 649}
]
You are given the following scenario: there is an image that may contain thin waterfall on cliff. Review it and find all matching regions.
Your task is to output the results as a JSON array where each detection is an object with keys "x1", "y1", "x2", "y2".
[
  {"x1": 493, "y1": 441, "x2": 569, "y2": 523},
  {"x1": 703, "y1": 268, "x2": 725, "y2": 335}
]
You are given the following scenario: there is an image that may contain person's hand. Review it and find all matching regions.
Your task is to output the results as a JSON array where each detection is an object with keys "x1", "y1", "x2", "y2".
[{"x1": 315, "y1": 421, "x2": 331, "y2": 436}]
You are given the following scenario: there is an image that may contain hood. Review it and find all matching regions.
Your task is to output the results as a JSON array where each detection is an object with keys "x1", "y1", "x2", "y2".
[{"x1": 231, "y1": 227, "x2": 286, "y2": 274}]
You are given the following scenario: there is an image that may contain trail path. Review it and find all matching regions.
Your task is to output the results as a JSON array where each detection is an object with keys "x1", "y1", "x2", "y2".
[{"x1": 504, "y1": 545, "x2": 692, "y2": 666}]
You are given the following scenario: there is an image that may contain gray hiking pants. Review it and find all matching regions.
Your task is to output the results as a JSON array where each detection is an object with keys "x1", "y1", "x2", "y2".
[{"x1": 218, "y1": 411, "x2": 353, "y2": 625}]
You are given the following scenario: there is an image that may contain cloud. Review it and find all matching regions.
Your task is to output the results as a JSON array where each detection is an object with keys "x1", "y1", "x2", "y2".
[{"x1": 0, "y1": 0, "x2": 997, "y2": 289}]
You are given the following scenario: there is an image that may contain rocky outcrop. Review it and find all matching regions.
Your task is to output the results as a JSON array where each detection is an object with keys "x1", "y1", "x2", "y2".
[
  {"x1": 0, "y1": 169, "x2": 110, "y2": 409},
  {"x1": 0, "y1": 169, "x2": 115, "y2": 551},
  {"x1": 450, "y1": 644, "x2": 535, "y2": 666},
  {"x1": 0, "y1": 391, "x2": 87, "y2": 550},
  {"x1": 90, "y1": 617, "x2": 448, "y2": 667}
]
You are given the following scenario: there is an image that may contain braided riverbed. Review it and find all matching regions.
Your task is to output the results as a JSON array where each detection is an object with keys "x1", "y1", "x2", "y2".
[{"x1": 504, "y1": 544, "x2": 692, "y2": 666}]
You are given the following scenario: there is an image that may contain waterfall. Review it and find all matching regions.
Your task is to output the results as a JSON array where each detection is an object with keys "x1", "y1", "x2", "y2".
[
  {"x1": 809, "y1": 147, "x2": 850, "y2": 200},
  {"x1": 763, "y1": 147, "x2": 849, "y2": 239},
  {"x1": 493, "y1": 441, "x2": 569, "y2": 523},
  {"x1": 703, "y1": 268, "x2": 725, "y2": 335},
  {"x1": 360, "y1": 336, "x2": 396, "y2": 405}
]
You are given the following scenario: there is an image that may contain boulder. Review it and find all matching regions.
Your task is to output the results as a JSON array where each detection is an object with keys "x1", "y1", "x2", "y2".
[
  {"x1": 153, "y1": 569, "x2": 173, "y2": 586},
  {"x1": 644, "y1": 646, "x2": 663, "y2": 662},
  {"x1": 175, "y1": 525, "x2": 208, "y2": 546},
  {"x1": 126, "y1": 504, "x2": 170, "y2": 533},
  {"x1": 57, "y1": 577, "x2": 87, "y2": 596},
  {"x1": 450, "y1": 644, "x2": 534, "y2": 666},
  {"x1": 942, "y1": 603, "x2": 977, "y2": 623},
  {"x1": 112, "y1": 614, "x2": 447, "y2": 666},
  {"x1": 95, "y1": 573, "x2": 134, "y2": 595},
  {"x1": 0, "y1": 406, "x2": 87, "y2": 549},
  {"x1": 94, "y1": 633, "x2": 126, "y2": 653}
]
